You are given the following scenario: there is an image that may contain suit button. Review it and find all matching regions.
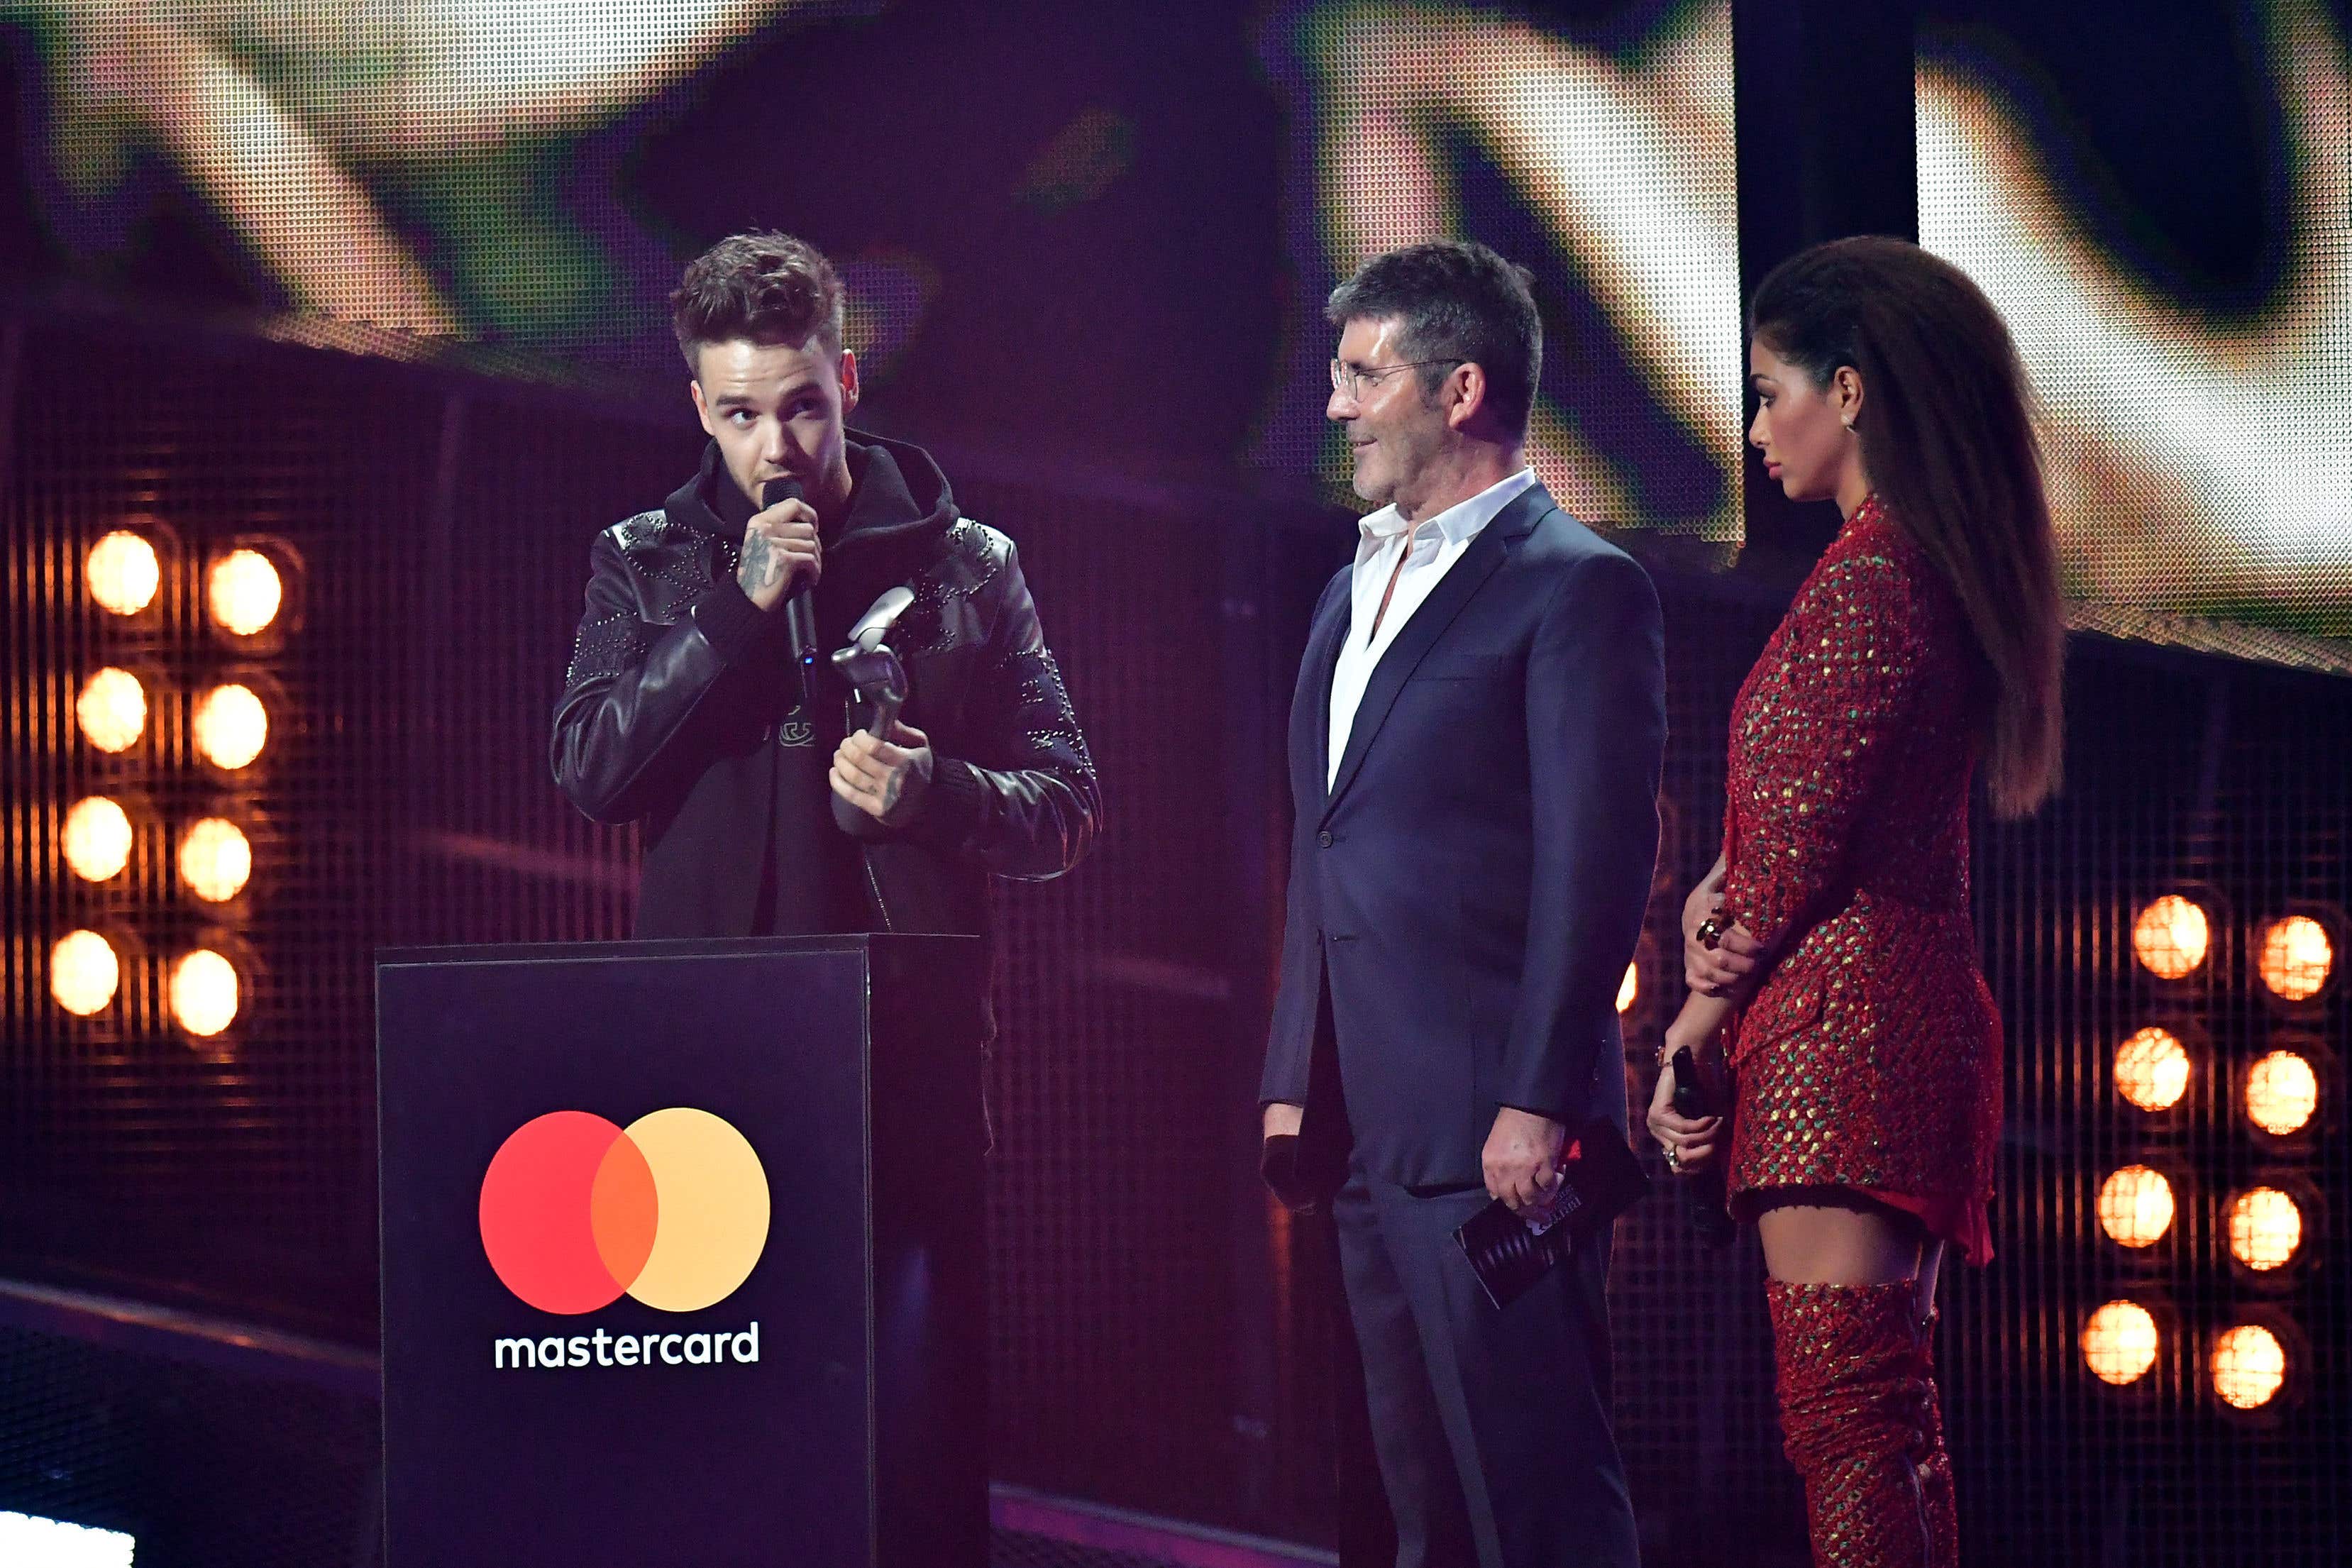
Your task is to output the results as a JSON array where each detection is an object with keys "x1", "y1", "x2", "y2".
[{"x1": 1317, "y1": 830, "x2": 1335, "y2": 848}]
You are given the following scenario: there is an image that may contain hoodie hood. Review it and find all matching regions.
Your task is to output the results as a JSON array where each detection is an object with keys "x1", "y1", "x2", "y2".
[
  {"x1": 664, "y1": 431, "x2": 960, "y2": 565},
  {"x1": 662, "y1": 431, "x2": 965, "y2": 651}
]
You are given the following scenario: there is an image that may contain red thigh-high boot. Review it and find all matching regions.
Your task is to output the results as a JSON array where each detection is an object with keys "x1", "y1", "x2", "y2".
[
  {"x1": 1765, "y1": 1281, "x2": 1955, "y2": 1568},
  {"x1": 1909, "y1": 1306, "x2": 1957, "y2": 1565}
]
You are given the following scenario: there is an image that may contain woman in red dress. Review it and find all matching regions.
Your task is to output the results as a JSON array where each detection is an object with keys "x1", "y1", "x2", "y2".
[{"x1": 1647, "y1": 236, "x2": 2065, "y2": 1568}]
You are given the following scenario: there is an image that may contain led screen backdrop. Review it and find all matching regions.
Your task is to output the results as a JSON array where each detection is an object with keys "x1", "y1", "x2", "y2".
[
  {"x1": 0, "y1": 0, "x2": 1290, "y2": 468},
  {"x1": 2, "y1": 0, "x2": 1728, "y2": 546},
  {"x1": 9, "y1": 1, "x2": 2352, "y2": 644},
  {"x1": 6, "y1": 0, "x2": 876, "y2": 348},
  {"x1": 1257, "y1": 0, "x2": 1743, "y2": 539},
  {"x1": 1918, "y1": 0, "x2": 2352, "y2": 639}
]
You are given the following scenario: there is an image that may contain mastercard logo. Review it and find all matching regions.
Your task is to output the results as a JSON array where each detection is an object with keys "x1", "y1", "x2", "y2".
[{"x1": 478, "y1": 1108, "x2": 770, "y2": 1315}]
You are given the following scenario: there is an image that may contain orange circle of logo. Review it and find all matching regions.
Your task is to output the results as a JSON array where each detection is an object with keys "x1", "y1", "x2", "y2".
[{"x1": 477, "y1": 1108, "x2": 771, "y2": 1315}]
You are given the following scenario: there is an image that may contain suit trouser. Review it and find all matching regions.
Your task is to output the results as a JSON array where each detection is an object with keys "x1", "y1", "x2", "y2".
[{"x1": 1333, "y1": 1162, "x2": 1640, "y2": 1568}]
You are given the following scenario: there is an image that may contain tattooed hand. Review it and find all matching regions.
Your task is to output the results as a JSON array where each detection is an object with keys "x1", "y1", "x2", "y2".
[
  {"x1": 737, "y1": 497, "x2": 820, "y2": 611},
  {"x1": 831, "y1": 722, "x2": 935, "y2": 826}
]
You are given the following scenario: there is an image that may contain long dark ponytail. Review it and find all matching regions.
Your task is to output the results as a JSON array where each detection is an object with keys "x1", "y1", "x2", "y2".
[{"x1": 1750, "y1": 236, "x2": 2065, "y2": 818}]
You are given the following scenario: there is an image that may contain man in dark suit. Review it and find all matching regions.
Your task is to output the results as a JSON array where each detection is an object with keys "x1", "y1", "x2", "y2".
[{"x1": 1259, "y1": 241, "x2": 1664, "y2": 1567}]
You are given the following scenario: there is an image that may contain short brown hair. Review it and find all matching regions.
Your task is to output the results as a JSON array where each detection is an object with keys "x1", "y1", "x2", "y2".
[{"x1": 670, "y1": 231, "x2": 845, "y2": 370}]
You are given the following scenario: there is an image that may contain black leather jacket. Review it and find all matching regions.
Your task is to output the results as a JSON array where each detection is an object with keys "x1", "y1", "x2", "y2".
[{"x1": 551, "y1": 435, "x2": 1099, "y2": 942}]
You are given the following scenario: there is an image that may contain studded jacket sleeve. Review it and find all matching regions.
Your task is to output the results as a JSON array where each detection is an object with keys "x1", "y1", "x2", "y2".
[
  {"x1": 1718, "y1": 534, "x2": 1929, "y2": 951},
  {"x1": 550, "y1": 524, "x2": 777, "y2": 825},
  {"x1": 904, "y1": 538, "x2": 1101, "y2": 880}
]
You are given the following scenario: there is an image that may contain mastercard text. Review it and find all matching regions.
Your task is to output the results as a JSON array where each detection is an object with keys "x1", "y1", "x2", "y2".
[{"x1": 493, "y1": 1322, "x2": 760, "y2": 1370}]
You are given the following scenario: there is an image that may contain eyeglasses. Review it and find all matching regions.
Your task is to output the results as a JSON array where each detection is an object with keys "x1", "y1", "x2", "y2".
[{"x1": 1329, "y1": 358, "x2": 1463, "y2": 401}]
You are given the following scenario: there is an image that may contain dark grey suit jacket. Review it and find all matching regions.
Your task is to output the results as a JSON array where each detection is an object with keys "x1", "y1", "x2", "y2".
[{"x1": 1259, "y1": 482, "x2": 1667, "y2": 1188}]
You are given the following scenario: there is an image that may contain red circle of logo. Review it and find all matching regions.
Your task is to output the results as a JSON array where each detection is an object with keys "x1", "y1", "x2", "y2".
[{"x1": 477, "y1": 1109, "x2": 768, "y2": 1315}]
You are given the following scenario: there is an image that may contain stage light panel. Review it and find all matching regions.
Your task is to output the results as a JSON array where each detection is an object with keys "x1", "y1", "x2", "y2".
[
  {"x1": 85, "y1": 530, "x2": 160, "y2": 616},
  {"x1": 2226, "y1": 1187, "x2": 2304, "y2": 1271},
  {"x1": 2244, "y1": 1049, "x2": 2319, "y2": 1136},
  {"x1": 208, "y1": 547, "x2": 285, "y2": 636},
  {"x1": 2132, "y1": 895, "x2": 2209, "y2": 979},
  {"x1": 62, "y1": 795, "x2": 134, "y2": 883},
  {"x1": 50, "y1": 929, "x2": 121, "y2": 1017},
  {"x1": 2080, "y1": 1300, "x2": 2159, "y2": 1386},
  {"x1": 192, "y1": 682, "x2": 269, "y2": 769},
  {"x1": 2097, "y1": 1164, "x2": 2175, "y2": 1248},
  {"x1": 76, "y1": 667, "x2": 147, "y2": 753},
  {"x1": 179, "y1": 817, "x2": 253, "y2": 902},
  {"x1": 2114, "y1": 1026, "x2": 2190, "y2": 1110},
  {"x1": 2258, "y1": 915, "x2": 2334, "y2": 1001},
  {"x1": 2211, "y1": 1324, "x2": 2287, "y2": 1410},
  {"x1": 169, "y1": 949, "x2": 240, "y2": 1037}
]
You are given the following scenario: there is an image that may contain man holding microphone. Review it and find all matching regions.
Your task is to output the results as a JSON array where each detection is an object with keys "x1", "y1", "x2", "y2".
[{"x1": 552, "y1": 229, "x2": 1098, "y2": 967}]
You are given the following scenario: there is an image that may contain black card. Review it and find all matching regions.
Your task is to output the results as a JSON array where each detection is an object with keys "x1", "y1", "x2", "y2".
[{"x1": 1453, "y1": 1120, "x2": 1650, "y2": 1310}]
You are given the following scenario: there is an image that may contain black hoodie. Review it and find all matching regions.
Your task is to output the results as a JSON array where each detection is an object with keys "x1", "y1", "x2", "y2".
[{"x1": 679, "y1": 438, "x2": 959, "y2": 934}]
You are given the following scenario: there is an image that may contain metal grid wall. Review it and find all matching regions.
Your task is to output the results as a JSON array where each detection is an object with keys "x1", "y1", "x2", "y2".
[
  {"x1": 963, "y1": 473, "x2": 1252, "y2": 1514},
  {"x1": 1953, "y1": 646, "x2": 2351, "y2": 1567}
]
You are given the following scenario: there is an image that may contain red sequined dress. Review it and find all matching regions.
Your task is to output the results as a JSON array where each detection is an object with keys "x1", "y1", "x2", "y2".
[{"x1": 1718, "y1": 495, "x2": 2003, "y2": 1266}]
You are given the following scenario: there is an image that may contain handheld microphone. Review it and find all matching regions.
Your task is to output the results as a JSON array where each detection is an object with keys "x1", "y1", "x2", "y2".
[
  {"x1": 1668, "y1": 1047, "x2": 1738, "y2": 1248},
  {"x1": 760, "y1": 477, "x2": 819, "y2": 678}
]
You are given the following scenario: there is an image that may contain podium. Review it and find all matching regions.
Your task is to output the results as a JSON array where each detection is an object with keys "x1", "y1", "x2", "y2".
[{"x1": 376, "y1": 936, "x2": 985, "y2": 1566}]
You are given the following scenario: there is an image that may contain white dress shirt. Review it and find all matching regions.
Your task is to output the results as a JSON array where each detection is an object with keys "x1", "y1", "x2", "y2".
[{"x1": 1327, "y1": 467, "x2": 1538, "y2": 789}]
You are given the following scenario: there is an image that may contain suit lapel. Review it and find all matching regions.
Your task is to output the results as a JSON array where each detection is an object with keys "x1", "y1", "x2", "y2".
[
  {"x1": 1320, "y1": 484, "x2": 1552, "y2": 822},
  {"x1": 1299, "y1": 579, "x2": 1353, "y2": 804}
]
